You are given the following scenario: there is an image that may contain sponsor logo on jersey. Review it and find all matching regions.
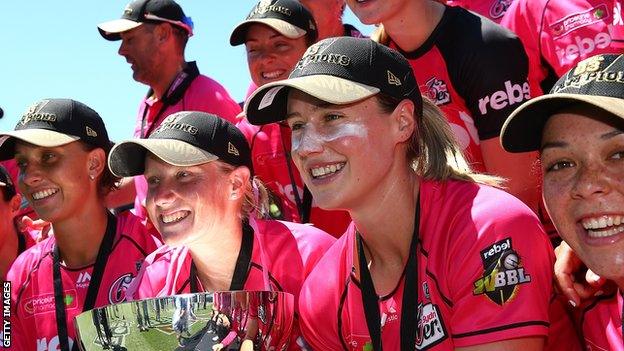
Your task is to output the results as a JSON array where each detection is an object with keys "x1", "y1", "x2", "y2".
[
  {"x1": 108, "y1": 273, "x2": 134, "y2": 304},
  {"x1": 23, "y1": 291, "x2": 78, "y2": 316},
  {"x1": 76, "y1": 272, "x2": 92, "y2": 289},
  {"x1": 615, "y1": 1, "x2": 624, "y2": 25},
  {"x1": 415, "y1": 303, "x2": 447, "y2": 350},
  {"x1": 550, "y1": 4, "x2": 609, "y2": 38},
  {"x1": 477, "y1": 80, "x2": 530, "y2": 115},
  {"x1": 37, "y1": 336, "x2": 74, "y2": 351},
  {"x1": 472, "y1": 238, "x2": 531, "y2": 305},
  {"x1": 489, "y1": 0, "x2": 513, "y2": 19},
  {"x1": 554, "y1": 24, "x2": 617, "y2": 63},
  {"x1": 424, "y1": 77, "x2": 451, "y2": 105}
]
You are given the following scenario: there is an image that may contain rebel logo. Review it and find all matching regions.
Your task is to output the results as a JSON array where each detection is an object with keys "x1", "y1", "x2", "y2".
[
  {"x1": 473, "y1": 238, "x2": 531, "y2": 305},
  {"x1": 108, "y1": 273, "x2": 134, "y2": 304},
  {"x1": 477, "y1": 81, "x2": 530, "y2": 115}
]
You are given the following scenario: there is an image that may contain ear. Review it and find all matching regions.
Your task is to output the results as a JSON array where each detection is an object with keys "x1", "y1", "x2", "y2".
[
  {"x1": 227, "y1": 166, "x2": 251, "y2": 201},
  {"x1": 391, "y1": 99, "x2": 416, "y2": 144},
  {"x1": 9, "y1": 192, "x2": 22, "y2": 215},
  {"x1": 154, "y1": 23, "x2": 171, "y2": 43},
  {"x1": 87, "y1": 148, "x2": 107, "y2": 179}
]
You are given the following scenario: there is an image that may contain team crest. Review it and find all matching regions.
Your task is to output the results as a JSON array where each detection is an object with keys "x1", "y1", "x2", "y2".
[
  {"x1": 489, "y1": 0, "x2": 513, "y2": 19},
  {"x1": 424, "y1": 77, "x2": 451, "y2": 105},
  {"x1": 472, "y1": 238, "x2": 531, "y2": 305}
]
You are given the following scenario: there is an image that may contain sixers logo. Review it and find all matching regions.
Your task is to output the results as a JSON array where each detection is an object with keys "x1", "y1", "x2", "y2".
[
  {"x1": 108, "y1": 273, "x2": 134, "y2": 304},
  {"x1": 489, "y1": 0, "x2": 513, "y2": 19}
]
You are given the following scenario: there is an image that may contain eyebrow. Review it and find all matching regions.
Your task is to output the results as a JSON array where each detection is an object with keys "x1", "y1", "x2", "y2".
[
  {"x1": 540, "y1": 129, "x2": 624, "y2": 151},
  {"x1": 601, "y1": 129, "x2": 624, "y2": 139},
  {"x1": 286, "y1": 101, "x2": 335, "y2": 119}
]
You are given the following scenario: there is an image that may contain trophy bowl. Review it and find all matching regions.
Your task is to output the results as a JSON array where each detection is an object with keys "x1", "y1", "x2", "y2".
[{"x1": 74, "y1": 291, "x2": 295, "y2": 351}]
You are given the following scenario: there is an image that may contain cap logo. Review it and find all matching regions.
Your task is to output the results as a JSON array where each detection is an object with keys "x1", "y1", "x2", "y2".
[
  {"x1": 18, "y1": 100, "x2": 56, "y2": 126},
  {"x1": 387, "y1": 70, "x2": 402, "y2": 86},
  {"x1": 573, "y1": 55, "x2": 604, "y2": 75},
  {"x1": 228, "y1": 142, "x2": 240, "y2": 156},
  {"x1": 156, "y1": 121, "x2": 198, "y2": 135},
  {"x1": 250, "y1": 0, "x2": 292, "y2": 17},
  {"x1": 295, "y1": 43, "x2": 350, "y2": 69},
  {"x1": 554, "y1": 55, "x2": 624, "y2": 92},
  {"x1": 86, "y1": 126, "x2": 98, "y2": 137},
  {"x1": 123, "y1": 5, "x2": 133, "y2": 15}
]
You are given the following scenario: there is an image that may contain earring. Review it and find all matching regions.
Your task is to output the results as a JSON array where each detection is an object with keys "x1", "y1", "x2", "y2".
[
  {"x1": 230, "y1": 192, "x2": 239, "y2": 200},
  {"x1": 89, "y1": 174, "x2": 95, "y2": 181}
]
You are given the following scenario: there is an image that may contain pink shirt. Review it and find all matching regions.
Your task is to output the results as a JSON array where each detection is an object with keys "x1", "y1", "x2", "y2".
[
  {"x1": 131, "y1": 62, "x2": 242, "y2": 220},
  {"x1": 501, "y1": 0, "x2": 624, "y2": 94},
  {"x1": 299, "y1": 179, "x2": 555, "y2": 350},
  {"x1": 6, "y1": 212, "x2": 161, "y2": 350},
  {"x1": 447, "y1": 0, "x2": 515, "y2": 23},
  {"x1": 127, "y1": 219, "x2": 335, "y2": 350},
  {"x1": 577, "y1": 292, "x2": 624, "y2": 350}
]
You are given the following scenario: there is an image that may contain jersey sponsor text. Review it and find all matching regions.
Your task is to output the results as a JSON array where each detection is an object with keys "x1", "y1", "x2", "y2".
[{"x1": 477, "y1": 81, "x2": 530, "y2": 115}]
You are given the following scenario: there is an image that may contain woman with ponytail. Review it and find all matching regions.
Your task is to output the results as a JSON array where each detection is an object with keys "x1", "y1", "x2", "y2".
[
  {"x1": 108, "y1": 111, "x2": 335, "y2": 350},
  {"x1": 245, "y1": 37, "x2": 556, "y2": 350}
]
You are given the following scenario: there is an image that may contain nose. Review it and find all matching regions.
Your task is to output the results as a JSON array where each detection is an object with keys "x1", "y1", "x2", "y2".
[
  {"x1": 291, "y1": 126, "x2": 324, "y2": 159},
  {"x1": 118, "y1": 40, "x2": 128, "y2": 57},
  {"x1": 150, "y1": 183, "x2": 177, "y2": 209},
  {"x1": 571, "y1": 163, "x2": 612, "y2": 200},
  {"x1": 19, "y1": 163, "x2": 43, "y2": 188}
]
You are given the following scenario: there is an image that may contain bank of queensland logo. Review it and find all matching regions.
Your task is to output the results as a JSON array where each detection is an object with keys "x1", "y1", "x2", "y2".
[
  {"x1": 472, "y1": 238, "x2": 531, "y2": 305},
  {"x1": 17, "y1": 100, "x2": 56, "y2": 127}
]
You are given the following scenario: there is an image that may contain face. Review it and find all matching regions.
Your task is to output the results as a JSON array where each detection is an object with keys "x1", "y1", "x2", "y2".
[
  {"x1": 15, "y1": 141, "x2": 93, "y2": 223},
  {"x1": 286, "y1": 91, "x2": 402, "y2": 211},
  {"x1": 541, "y1": 111, "x2": 624, "y2": 283},
  {"x1": 299, "y1": 0, "x2": 344, "y2": 39},
  {"x1": 118, "y1": 24, "x2": 161, "y2": 85},
  {"x1": 144, "y1": 156, "x2": 233, "y2": 246},
  {"x1": 245, "y1": 24, "x2": 309, "y2": 86},
  {"x1": 346, "y1": 0, "x2": 406, "y2": 25}
]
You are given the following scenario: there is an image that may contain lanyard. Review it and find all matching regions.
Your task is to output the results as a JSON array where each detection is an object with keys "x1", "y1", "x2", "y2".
[
  {"x1": 279, "y1": 126, "x2": 313, "y2": 223},
  {"x1": 189, "y1": 222, "x2": 254, "y2": 293},
  {"x1": 53, "y1": 213, "x2": 117, "y2": 351},
  {"x1": 357, "y1": 197, "x2": 420, "y2": 351}
]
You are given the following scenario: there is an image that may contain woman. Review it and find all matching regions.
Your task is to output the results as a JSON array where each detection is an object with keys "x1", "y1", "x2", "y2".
[
  {"x1": 108, "y1": 111, "x2": 335, "y2": 349},
  {"x1": 501, "y1": 53, "x2": 624, "y2": 349},
  {"x1": 245, "y1": 36, "x2": 557, "y2": 350},
  {"x1": 345, "y1": 0, "x2": 540, "y2": 216},
  {"x1": 232, "y1": 0, "x2": 352, "y2": 237},
  {"x1": 1, "y1": 98, "x2": 160, "y2": 351}
]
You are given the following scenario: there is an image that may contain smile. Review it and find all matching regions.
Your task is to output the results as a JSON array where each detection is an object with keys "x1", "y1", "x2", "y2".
[
  {"x1": 310, "y1": 163, "x2": 345, "y2": 179},
  {"x1": 161, "y1": 210, "x2": 190, "y2": 224},
  {"x1": 581, "y1": 215, "x2": 624, "y2": 238},
  {"x1": 262, "y1": 70, "x2": 285, "y2": 79},
  {"x1": 32, "y1": 188, "x2": 59, "y2": 200}
]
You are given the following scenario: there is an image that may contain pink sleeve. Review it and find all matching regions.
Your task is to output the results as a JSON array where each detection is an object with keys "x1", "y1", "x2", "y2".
[
  {"x1": 446, "y1": 196, "x2": 553, "y2": 347},
  {"x1": 501, "y1": 0, "x2": 546, "y2": 96},
  {"x1": 221, "y1": 330, "x2": 238, "y2": 346},
  {"x1": 187, "y1": 77, "x2": 242, "y2": 124}
]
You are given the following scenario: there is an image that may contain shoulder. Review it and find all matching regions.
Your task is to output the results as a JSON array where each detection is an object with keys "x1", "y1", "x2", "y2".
[{"x1": 114, "y1": 211, "x2": 162, "y2": 255}]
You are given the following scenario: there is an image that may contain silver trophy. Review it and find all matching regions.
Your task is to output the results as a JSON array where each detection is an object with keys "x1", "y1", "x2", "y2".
[{"x1": 74, "y1": 291, "x2": 295, "y2": 351}]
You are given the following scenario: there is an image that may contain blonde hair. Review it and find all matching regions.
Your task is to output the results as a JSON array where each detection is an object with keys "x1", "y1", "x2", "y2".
[
  {"x1": 371, "y1": 24, "x2": 390, "y2": 46},
  {"x1": 216, "y1": 162, "x2": 271, "y2": 220},
  {"x1": 377, "y1": 94, "x2": 503, "y2": 187}
]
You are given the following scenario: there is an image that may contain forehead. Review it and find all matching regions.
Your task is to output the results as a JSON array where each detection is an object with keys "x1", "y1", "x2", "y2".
[
  {"x1": 543, "y1": 109, "x2": 624, "y2": 140},
  {"x1": 244, "y1": 23, "x2": 290, "y2": 42}
]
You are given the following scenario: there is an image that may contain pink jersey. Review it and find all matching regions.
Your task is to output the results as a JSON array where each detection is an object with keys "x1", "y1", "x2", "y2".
[
  {"x1": 501, "y1": 0, "x2": 624, "y2": 94},
  {"x1": 236, "y1": 118, "x2": 352, "y2": 237},
  {"x1": 447, "y1": 0, "x2": 515, "y2": 23},
  {"x1": 127, "y1": 219, "x2": 335, "y2": 350},
  {"x1": 6, "y1": 211, "x2": 161, "y2": 350},
  {"x1": 131, "y1": 61, "x2": 242, "y2": 220},
  {"x1": 299, "y1": 179, "x2": 555, "y2": 350},
  {"x1": 576, "y1": 292, "x2": 624, "y2": 350}
]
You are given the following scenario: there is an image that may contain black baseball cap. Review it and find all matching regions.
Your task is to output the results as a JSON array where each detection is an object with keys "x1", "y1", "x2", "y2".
[
  {"x1": 230, "y1": 0, "x2": 318, "y2": 46},
  {"x1": 502, "y1": 53, "x2": 624, "y2": 152},
  {"x1": 109, "y1": 111, "x2": 253, "y2": 177},
  {"x1": 244, "y1": 37, "x2": 423, "y2": 125},
  {"x1": 0, "y1": 99, "x2": 112, "y2": 161},
  {"x1": 98, "y1": 0, "x2": 193, "y2": 41}
]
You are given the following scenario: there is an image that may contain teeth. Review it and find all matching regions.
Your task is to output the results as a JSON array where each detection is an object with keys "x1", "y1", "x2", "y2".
[
  {"x1": 582, "y1": 215, "x2": 624, "y2": 230},
  {"x1": 587, "y1": 225, "x2": 624, "y2": 238},
  {"x1": 32, "y1": 189, "x2": 59, "y2": 200},
  {"x1": 161, "y1": 210, "x2": 190, "y2": 224},
  {"x1": 262, "y1": 70, "x2": 284, "y2": 79},
  {"x1": 310, "y1": 163, "x2": 345, "y2": 178}
]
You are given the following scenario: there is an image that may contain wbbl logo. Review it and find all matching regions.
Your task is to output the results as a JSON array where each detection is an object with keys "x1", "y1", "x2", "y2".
[{"x1": 472, "y1": 238, "x2": 531, "y2": 305}]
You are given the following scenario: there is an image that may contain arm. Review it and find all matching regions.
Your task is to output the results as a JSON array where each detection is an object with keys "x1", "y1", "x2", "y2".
[
  {"x1": 480, "y1": 139, "x2": 540, "y2": 213},
  {"x1": 456, "y1": 337, "x2": 544, "y2": 351}
]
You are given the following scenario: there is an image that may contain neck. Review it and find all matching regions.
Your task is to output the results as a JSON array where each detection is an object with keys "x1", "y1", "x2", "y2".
[
  {"x1": 187, "y1": 219, "x2": 244, "y2": 291},
  {"x1": 0, "y1": 224, "x2": 19, "y2": 278},
  {"x1": 54, "y1": 205, "x2": 110, "y2": 269},
  {"x1": 351, "y1": 161, "x2": 419, "y2": 294},
  {"x1": 383, "y1": 1, "x2": 445, "y2": 52},
  {"x1": 323, "y1": 20, "x2": 347, "y2": 40},
  {"x1": 152, "y1": 60, "x2": 186, "y2": 99}
]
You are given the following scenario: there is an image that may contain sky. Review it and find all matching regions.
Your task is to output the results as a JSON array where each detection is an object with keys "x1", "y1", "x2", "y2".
[{"x1": 0, "y1": 1, "x2": 374, "y2": 142}]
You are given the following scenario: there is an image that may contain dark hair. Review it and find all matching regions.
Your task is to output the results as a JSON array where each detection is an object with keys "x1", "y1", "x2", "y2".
[{"x1": 1, "y1": 185, "x2": 16, "y2": 202}]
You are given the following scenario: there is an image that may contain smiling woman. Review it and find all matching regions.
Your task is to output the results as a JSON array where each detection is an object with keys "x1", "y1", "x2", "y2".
[
  {"x1": 245, "y1": 36, "x2": 559, "y2": 351},
  {"x1": 0, "y1": 98, "x2": 160, "y2": 351},
  {"x1": 501, "y1": 53, "x2": 624, "y2": 349}
]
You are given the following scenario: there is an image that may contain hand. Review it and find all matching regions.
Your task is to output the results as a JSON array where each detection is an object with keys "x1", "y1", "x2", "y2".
[
  {"x1": 554, "y1": 241, "x2": 606, "y2": 307},
  {"x1": 212, "y1": 343, "x2": 224, "y2": 351},
  {"x1": 18, "y1": 216, "x2": 52, "y2": 242}
]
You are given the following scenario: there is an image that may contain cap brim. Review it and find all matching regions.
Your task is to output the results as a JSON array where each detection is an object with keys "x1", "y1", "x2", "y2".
[
  {"x1": 501, "y1": 94, "x2": 624, "y2": 152},
  {"x1": 108, "y1": 139, "x2": 219, "y2": 177},
  {"x1": 244, "y1": 75, "x2": 380, "y2": 125},
  {"x1": 230, "y1": 18, "x2": 306, "y2": 46},
  {"x1": 98, "y1": 19, "x2": 143, "y2": 41},
  {"x1": 0, "y1": 129, "x2": 80, "y2": 160}
]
